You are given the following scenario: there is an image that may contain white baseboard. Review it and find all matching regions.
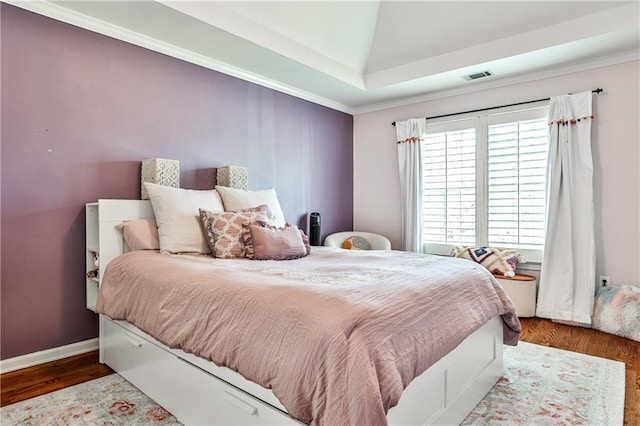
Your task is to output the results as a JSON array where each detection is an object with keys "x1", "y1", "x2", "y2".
[{"x1": 0, "y1": 338, "x2": 99, "y2": 374}]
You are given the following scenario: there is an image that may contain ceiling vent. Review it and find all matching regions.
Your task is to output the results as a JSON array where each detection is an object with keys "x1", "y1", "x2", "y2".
[{"x1": 463, "y1": 70, "x2": 493, "y2": 81}]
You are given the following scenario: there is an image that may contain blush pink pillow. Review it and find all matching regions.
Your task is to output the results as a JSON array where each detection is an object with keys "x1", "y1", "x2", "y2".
[
  {"x1": 116, "y1": 218, "x2": 160, "y2": 251},
  {"x1": 243, "y1": 222, "x2": 309, "y2": 260}
]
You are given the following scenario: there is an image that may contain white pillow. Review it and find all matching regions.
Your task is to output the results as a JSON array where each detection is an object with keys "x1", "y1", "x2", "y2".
[
  {"x1": 215, "y1": 185, "x2": 286, "y2": 227},
  {"x1": 144, "y1": 182, "x2": 224, "y2": 253}
]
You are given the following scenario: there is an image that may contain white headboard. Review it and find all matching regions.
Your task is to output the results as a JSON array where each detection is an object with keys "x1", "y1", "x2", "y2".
[{"x1": 86, "y1": 199, "x2": 154, "y2": 310}]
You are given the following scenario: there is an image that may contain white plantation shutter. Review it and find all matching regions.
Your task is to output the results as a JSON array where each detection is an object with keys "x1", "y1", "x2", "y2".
[
  {"x1": 487, "y1": 117, "x2": 548, "y2": 249},
  {"x1": 421, "y1": 105, "x2": 548, "y2": 260},
  {"x1": 423, "y1": 128, "x2": 476, "y2": 245}
]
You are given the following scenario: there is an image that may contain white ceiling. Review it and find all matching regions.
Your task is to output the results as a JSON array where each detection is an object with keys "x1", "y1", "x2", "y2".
[{"x1": 9, "y1": 0, "x2": 640, "y2": 113}]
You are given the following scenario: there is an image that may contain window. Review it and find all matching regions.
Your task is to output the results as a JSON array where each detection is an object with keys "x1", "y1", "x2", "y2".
[
  {"x1": 423, "y1": 125, "x2": 476, "y2": 246},
  {"x1": 422, "y1": 105, "x2": 549, "y2": 262}
]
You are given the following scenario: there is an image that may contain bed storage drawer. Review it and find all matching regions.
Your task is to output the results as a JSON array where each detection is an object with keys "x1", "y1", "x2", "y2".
[
  {"x1": 387, "y1": 316, "x2": 503, "y2": 425},
  {"x1": 102, "y1": 317, "x2": 298, "y2": 425},
  {"x1": 102, "y1": 318, "x2": 175, "y2": 398}
]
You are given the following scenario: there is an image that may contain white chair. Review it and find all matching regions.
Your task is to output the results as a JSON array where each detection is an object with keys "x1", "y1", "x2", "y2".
[{"x1": 324, "y1": 231, "x2": 392, "y2": 250}]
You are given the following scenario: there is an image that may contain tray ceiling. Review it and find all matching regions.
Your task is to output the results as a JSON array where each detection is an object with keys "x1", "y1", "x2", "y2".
[{"x1": 10, "y1": 1, "x2": 640, "y2": 113}]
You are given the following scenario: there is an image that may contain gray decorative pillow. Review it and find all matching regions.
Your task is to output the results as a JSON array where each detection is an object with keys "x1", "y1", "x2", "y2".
[{"x1": 592, "y1": 285, "x2": 640, "y2": 342}]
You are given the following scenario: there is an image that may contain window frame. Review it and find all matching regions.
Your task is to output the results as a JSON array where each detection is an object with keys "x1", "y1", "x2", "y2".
[{"x1": 421, "y1": 103, "x2": 549, "y2": 263}]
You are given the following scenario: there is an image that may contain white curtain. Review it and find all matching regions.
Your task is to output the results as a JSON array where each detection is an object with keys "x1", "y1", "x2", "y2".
[
  {"x1": 396, "y1": 118, "x2": 426, "y2": 252},
  {"x1": 536, "y1": 91, "x2": 596, "y2": 324}
]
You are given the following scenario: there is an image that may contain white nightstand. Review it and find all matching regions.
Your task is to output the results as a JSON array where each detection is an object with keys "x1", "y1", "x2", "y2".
[{"x1": 494, "y1": 274, "x2": 537, "y2": 317}]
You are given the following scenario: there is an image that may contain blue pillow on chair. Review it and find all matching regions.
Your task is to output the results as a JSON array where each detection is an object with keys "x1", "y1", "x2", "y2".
[{"x1": 342, "y1": 235, "x2": 371, "y2": 250}]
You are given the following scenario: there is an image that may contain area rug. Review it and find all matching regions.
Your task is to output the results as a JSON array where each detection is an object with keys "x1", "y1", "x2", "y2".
[
  {"x1": 462, "y1": 341, "x2": 625, "y2": 425},
  {"x1": 1, "y1": 342, "x2": 625, "y2": 425}
]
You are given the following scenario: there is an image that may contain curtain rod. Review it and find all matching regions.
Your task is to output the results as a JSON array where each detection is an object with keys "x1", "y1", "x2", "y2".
[{"x1": 391, "y1": 88, "x2": 603, "y2": 126}]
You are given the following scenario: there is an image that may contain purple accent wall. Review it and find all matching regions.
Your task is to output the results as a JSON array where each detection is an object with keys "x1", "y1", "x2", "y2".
[{"x1": 0, "y1": 4, "x2": 353, "y2": 360}]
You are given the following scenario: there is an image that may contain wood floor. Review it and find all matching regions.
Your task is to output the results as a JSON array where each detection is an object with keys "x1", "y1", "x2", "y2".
[
  {"x1": 1, "y1": 318, "x2": 638, "y2": 425},
  {"x1": 0, "y1": 351, "x2": 113, "y2": 408}
]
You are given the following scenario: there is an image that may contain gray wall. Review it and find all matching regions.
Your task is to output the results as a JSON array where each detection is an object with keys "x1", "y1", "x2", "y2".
[{"x1": 1, "y1": 4, "x2": 354, "y2": 359}]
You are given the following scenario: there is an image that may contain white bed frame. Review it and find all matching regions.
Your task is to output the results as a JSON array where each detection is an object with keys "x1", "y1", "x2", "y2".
[{"x1": 89, "y1": 200, "x2": 504, "y2": 425}]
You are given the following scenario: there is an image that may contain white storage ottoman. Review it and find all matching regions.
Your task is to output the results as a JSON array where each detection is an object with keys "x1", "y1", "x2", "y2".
[{"x1": 494, "y1": 274, "x2": 537, "y2": 317}]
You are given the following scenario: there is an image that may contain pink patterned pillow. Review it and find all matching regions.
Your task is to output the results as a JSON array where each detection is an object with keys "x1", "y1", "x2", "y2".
[
  {"x1": 199, "y1": 205, "x2": 273, "y2": 259},
  {"x1": 116, "y1": 218, "x2": 159, "y2": 251},
  {"x1": 242, "y1": 221, "x2": 310, "y2": 260}
]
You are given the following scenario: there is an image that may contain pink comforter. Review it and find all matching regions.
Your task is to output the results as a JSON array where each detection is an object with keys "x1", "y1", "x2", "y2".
[{"x1": 97, "y1": 247, "x2": 520, "y2": 425}]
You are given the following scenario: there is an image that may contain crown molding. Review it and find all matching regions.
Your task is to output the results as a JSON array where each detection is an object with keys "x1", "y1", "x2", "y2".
[
  {"x1": 3, "y1": 0, "x2": 355, "y2": 114},
  {"x1": 4, "y1": 0, "x2": 637, "y2": 117},
  {"x1": 352, "y1": 49, "x2": 640, "y2": 115}
]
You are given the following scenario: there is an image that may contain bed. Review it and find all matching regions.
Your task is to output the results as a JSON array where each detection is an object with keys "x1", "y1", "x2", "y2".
[{"x1": 90, "y1": 198, "x2": 520, "y2": 426}]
